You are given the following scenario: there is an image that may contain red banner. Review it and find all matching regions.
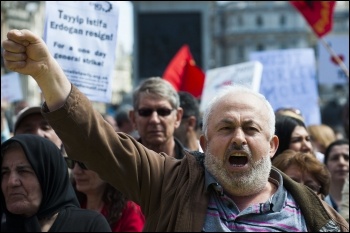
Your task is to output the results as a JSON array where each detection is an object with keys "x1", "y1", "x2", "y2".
[
  {"x1": 290, "y1": 1, "x2": 336, "y2": 38},
  {"x1": 162, "y1": 45, "x2": 205, "y2": 99}
]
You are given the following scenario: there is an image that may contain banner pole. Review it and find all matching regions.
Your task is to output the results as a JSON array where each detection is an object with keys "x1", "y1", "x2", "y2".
[{"x1": 320, "y1": 38, "x2": 349, "y2": 80}]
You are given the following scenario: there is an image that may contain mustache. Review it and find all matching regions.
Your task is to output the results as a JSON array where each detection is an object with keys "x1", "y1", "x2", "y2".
[{"x1": 225, "y1": 143, "x2": 252, "y2": 157}]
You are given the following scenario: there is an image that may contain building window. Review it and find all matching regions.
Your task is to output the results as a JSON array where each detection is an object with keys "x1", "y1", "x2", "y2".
[
  {"x1": 256, "y1": 15, "x2": 263, "y2": 27},
  {"x1": 280, "y1": 15, "x2": 286, "y2": 26}
]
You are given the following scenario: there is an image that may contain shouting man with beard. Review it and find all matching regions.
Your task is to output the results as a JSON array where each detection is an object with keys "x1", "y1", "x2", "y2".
[{"x1": 2, "y1": 29, "x2": 349, "y2": 232}]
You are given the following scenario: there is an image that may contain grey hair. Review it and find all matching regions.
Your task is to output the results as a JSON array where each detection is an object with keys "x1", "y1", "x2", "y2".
[
  {"x1": 132, "y1": 77, "x2": 180, "y2": 109},
  {"x1": 202, "y1": 85, "x2": 275, "y2": 139}
]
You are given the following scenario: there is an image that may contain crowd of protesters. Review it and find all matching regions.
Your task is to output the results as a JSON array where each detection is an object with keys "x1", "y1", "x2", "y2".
[{"x1": 1, "y1": 29, "x2": 349, "y2": 232}]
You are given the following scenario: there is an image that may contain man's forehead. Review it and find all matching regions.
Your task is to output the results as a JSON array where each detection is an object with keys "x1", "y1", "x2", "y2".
[{"x1": 138, "y1": 95, "x2": 172, "y2": 107}]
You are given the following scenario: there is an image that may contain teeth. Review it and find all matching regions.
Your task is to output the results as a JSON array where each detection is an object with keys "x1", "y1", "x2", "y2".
[{"x1": 230, "y1": 154, "x2": 246, "y2": 157}]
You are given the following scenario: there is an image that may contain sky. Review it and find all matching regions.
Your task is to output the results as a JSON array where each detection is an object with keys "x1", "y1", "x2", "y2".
[{"x1": 116, "y1": 1, "x2": 133, "y2": 54}]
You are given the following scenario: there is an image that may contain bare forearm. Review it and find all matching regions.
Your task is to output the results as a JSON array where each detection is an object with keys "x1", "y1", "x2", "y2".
[{"x1": 35, "y1": 56, "x2": 71, "y2": 110}]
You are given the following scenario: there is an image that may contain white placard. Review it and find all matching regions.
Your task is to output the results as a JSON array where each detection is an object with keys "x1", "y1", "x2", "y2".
[
  {"x1": 200, "y1": 61, "x2": 263, "y2": 112},
  {"x1": 318, "y1": 35, "x2": 349, "y2": 84},
  {"x1": 44, "y1": 1, "x2": 119, "y2": 103},
  {"x1": 250, "y1": 48, "x2": 320, "y2": 126},
  {"x1": 1, "y1": 72, "x2": 23, "y2": 103}
]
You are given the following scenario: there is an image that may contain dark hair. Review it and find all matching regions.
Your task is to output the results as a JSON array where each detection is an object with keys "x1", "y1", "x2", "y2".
[
  {"x1": 178, "y1": 91, "x2": 200, "y2": 129},
  {"x1": 115, "y1": 110, "x2": 131, "y2": 128},
  {"x1": 274, "y1": 115, "x2": 307, "y2": 159},
  {"x1": 324, "y1": 138, "x2": 349, "y2": 164},
  {"x1": 73, "y1": 181, "x2": 127, "y2": 228},
  {"x1": 272, "y1": 149, "x2": 330, "y2": 196}
]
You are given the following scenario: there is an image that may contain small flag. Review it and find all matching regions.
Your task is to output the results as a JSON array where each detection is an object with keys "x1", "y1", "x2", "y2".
[
  {"x1": 290, "y1": 1, "x2": 336, "y2": 38},
  {"x1": 163, "y1": 45, "x2": 205, "y2": 99}
]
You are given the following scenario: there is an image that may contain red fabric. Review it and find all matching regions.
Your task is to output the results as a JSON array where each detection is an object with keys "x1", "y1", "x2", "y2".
[
  {"x1": 163, "y1": 44, "x2": 205, "y2": 99},
  {"x1": 82, "y1": 201, "x2": 145, "y2": 232},
  {"x1": 290, "y1": 1, "x2": 336, "y2": 38}
]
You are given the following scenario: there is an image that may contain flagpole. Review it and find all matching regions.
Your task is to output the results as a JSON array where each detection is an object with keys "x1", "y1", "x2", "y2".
[{"x1": 320, "y1": 38, "x2": 349, "y2": 81}]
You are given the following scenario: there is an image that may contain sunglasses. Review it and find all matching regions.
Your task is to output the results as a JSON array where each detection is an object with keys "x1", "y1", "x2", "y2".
[
  {"x1": 137, "y1": 108, "x2": 174, "y2": 117},
  {"x1": 64, "y1": 157, "x2": 88, "y2": 170}
]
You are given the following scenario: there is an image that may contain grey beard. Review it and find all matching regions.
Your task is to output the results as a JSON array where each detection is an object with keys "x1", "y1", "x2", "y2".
[{"x1": 204, "y1": 148, "x2": 271, "y2": 196}]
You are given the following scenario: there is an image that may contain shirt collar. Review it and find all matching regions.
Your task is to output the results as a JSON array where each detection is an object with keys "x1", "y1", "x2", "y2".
[{"x1": 204, "y1": 166, "x2": 286, "y2": 211}]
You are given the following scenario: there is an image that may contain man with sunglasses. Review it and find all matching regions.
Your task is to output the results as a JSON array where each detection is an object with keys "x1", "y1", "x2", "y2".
[
  {"x1": 3, "y1": 29, "x2": 348, "y2": 232},
  {"x1": 128, "y1": 77, "x2": 186, "y2": 159}
]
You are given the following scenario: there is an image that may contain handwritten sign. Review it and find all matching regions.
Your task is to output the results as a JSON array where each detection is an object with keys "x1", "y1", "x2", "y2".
[
  {"x1": 1, "y1": 72, "x2": 23, "y2": 103},
  {"x1": 250, "y1": 48, "x2": 320, "y2": 126},
  {"x1": 318, "y1": 34, "x2": 349, "y2": 84},
  {"x1": 200, "y1": 61, "x2": 263, "y2": 112},
  {"x1": 44, "y1": 1, "x2": 119, "y2": 103}
]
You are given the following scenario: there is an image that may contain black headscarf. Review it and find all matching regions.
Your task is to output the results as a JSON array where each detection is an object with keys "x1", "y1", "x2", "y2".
[{"x1": 1, "y1": 134, "x2": 79, "y2": 231}]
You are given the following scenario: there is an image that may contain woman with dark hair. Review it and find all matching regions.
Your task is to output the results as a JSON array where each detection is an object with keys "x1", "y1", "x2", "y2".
[
  {"x1": 273, "y1": 114, "x2": 313, "y2": 160},
  {"x1": 1, "y1": 134, "x2": 111, "y2": 232},
  {"x1": 272, "y1": 149, "x2": 331, "y2": 200},
  {"x1": 324, "y1": 139, "x2": 349, "y2": 212},
  {"x1": 66, "y1": 157, "x2": 145, "y2": 232}
]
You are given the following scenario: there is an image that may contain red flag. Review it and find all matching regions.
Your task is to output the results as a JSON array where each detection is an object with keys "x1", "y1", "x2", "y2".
[
  {"x1": 290, "y1": 1, "x2": 336, "y2": 38},
  {"x1": 163, "y1": 44, "x2": 205, "y2": 99}
]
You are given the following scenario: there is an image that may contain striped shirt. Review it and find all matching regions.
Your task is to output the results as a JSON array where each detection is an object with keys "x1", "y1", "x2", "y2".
[{"x1": 203, "y1": 169, "x2": 307, "y2": 232}]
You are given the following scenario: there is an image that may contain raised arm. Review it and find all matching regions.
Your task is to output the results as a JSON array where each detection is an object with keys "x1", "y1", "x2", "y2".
[{"x1": 2, "y1": 29, "x2": 71, "y2": 111}]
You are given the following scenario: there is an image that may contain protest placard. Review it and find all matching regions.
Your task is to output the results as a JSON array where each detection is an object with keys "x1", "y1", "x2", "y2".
[
  {"x1": 44, "y1": 1, "x2": 119, "y2": 102},
  {"x1": 1, "y1": 72, "x2": 23, "y2": 103},
  {"x1": 200, "y1": 61, "x2": 263, "y2": 112},
  {"x1": 318, "y1": 35, "x2": 349, "y2": 84},
  {"x1": 250, "y1": 48, "x2": 320, "y2": 126}
]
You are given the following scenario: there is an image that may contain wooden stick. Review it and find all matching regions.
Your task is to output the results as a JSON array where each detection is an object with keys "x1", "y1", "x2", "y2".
[{"x1": 320, "y1": 38, "x2": 349, "y2": 80}]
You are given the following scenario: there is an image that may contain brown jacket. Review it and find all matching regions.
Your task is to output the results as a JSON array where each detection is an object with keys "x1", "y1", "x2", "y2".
[{"x1": 43, "y1": 85, "x2": 349, "y2": 232}]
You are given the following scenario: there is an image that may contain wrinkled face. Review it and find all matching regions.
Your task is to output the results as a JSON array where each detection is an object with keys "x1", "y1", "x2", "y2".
[
  {"x1": 131, "y1": 93, "x2": 182, "y2": 148},
  {"x1": 201, "y1": 92, "x2": 278, "y2": 196},
  {"x1": 15, "y1": 114, "x2": 62, "y2": 149},
  {"x1": 283, "y1": 164, "x2": 321, "y2": 194},
  {"x1": 326, "y1": 144, "x2": 349, "y2": 182},
  {"x1": 72, "y1": 163, "x2": 106, "y2": 195},
  {"x1": 289, "y1": 126, "x2": 312, "y2": 153},
  {"x1": 1, "y1": 147, "x2": 42, "y2": 217}
]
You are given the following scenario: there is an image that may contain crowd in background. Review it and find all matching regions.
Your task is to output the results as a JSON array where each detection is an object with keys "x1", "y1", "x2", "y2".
[{"x1": 0, "y1": 28, "x2": 349, "y2": 232}]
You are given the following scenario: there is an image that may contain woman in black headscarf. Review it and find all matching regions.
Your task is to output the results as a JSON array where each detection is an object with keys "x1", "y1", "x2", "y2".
[{"x1": 1, "y1": 134, "x2": 111, "y2": 232}]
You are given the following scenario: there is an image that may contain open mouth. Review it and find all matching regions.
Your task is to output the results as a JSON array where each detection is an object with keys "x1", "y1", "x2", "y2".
[{"x1": 229, "y1": 154, "x2": 248, "y2": 167}]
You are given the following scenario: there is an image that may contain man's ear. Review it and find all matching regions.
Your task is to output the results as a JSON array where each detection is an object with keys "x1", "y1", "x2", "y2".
[
  {"x1": 129, "y1": 110, "x2": 137, "y2": 129},
  {"x1": 200, "y1": 135, "x2": 207, "y2": 153},
  {"x1": 187, "y1": 116, "x2": 197, "y2": 130},
  {"x1": 269, "y1": 135, "x2": 279, "y2": 159},
  {"x1": 175, "y1": 107, "x2": 183, "y2": 128}
]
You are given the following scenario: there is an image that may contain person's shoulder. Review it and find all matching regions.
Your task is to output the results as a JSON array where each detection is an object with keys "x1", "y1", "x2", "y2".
[
  {"x1": 55, "y1": 207, "x2": 111, "y2": 232},
  {"x1": 67, "y1": 206, "x2": 105, "y2": 219},
  {"x1": 125, "y1": 200, "x2": 142, "y2": 212},
  {"x1": 187, "y1": 150, "x2": 205, "y2": 165}
]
